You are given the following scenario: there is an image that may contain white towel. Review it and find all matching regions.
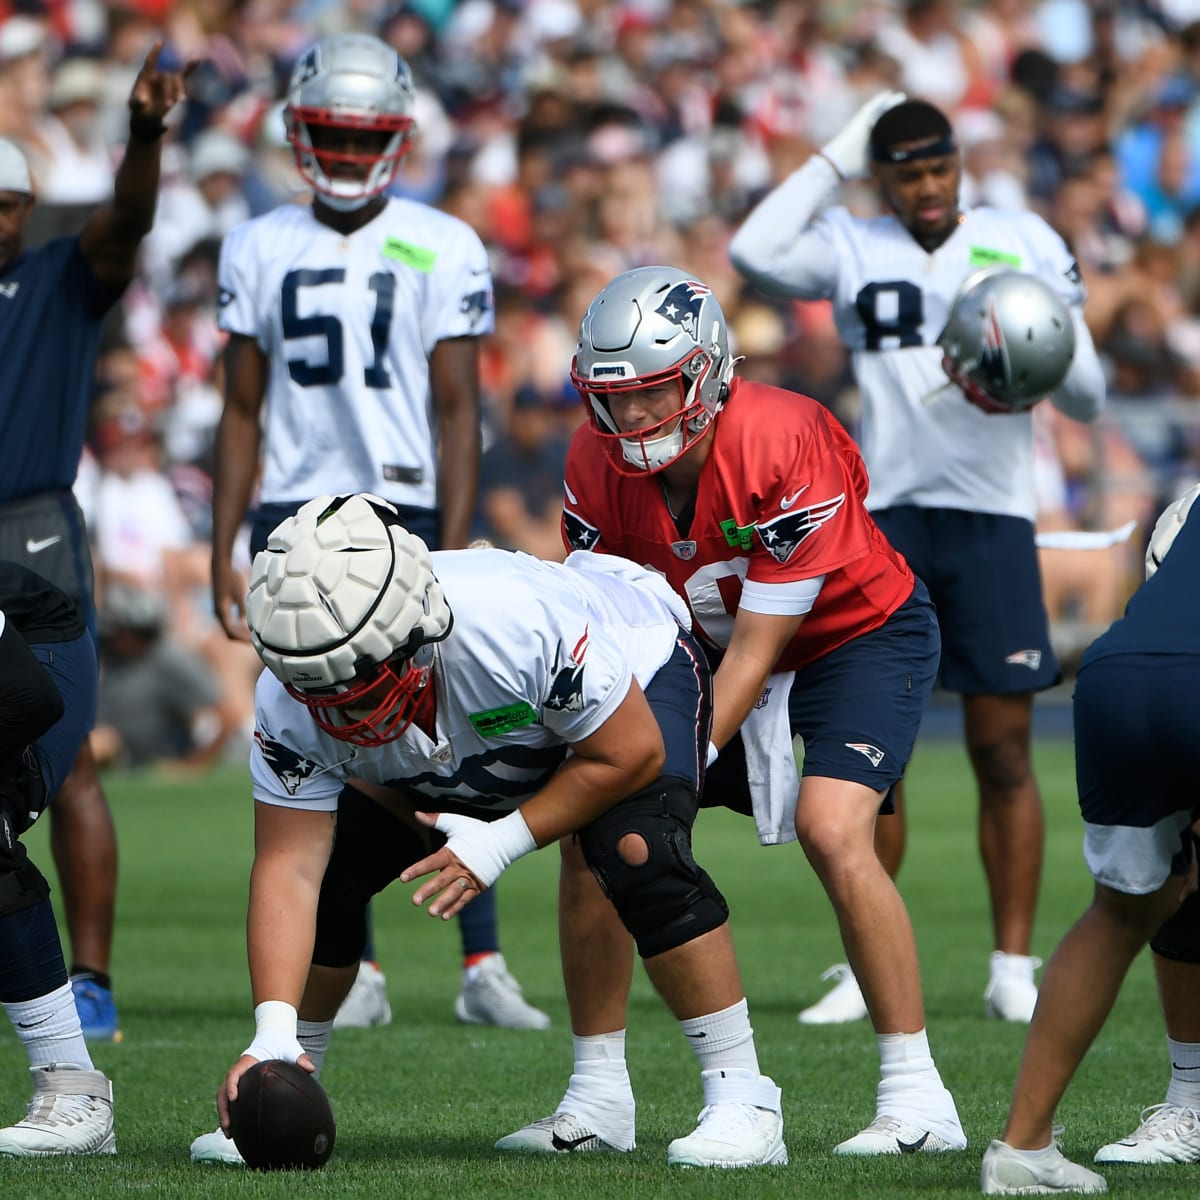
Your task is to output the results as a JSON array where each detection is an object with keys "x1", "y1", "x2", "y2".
[{"x1": 739, "y1": 671, "x2": 800, "y2": 846}]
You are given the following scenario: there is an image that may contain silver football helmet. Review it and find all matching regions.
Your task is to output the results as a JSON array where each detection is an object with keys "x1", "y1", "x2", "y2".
[
  {"x1": 285, "y1": 33, "x2": 416, "y2": 211},
  {"x1": 937, "y1": 268, "x2": 1076, "y2": 412},
  {"x1": 248, "y1": 493, "x2": 452, "y2": 746},
  {"x1": 571, "y1": 266, "x2": 734, "y2": 473}
]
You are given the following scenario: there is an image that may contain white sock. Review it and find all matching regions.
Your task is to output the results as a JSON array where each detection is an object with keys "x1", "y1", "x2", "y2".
[
  {"x1": 4, "y1": 981, "x2": 93, "y2": 1071},
  {"x1": 298, "y1": 1018, "x2": 333, "y2": 1080},
  {"x1": 875, "y1": 1029, "x2": 964, "y2": 1145},
  {"x1": 990, "y1": 951, "x2": 1039, "y2": 982},
  {"x1": 560, "y1": 1031, "x2": 635, "y2": 1150},
  {"x1": 679, "y1": 998, "x2": 760, "y2": 1075},
  {"x1": 1165, "y1": 1037, "x2": 1200, "y2": 1109}
]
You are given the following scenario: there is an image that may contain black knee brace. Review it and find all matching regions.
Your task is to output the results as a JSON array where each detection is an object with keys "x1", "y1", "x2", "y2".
[
  {"x1": 0, "y1": 859, "x2": 51, "y2": 919},
  {"x1": 1151, "y1": 887, "x2": 1200, "y2": 963},
  {"x1": 578, "y1": 776, "x2": 728, "y2": 959}
]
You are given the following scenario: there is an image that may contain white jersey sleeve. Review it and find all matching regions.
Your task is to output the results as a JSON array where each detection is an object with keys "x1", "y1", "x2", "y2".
[{"x1": 214, "y1": 200, "x2": 493, "y2": 511}]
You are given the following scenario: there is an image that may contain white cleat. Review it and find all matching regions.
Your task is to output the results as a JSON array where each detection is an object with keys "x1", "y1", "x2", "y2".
[
  {"x1": 454, "y1": 953, "x2": 550, "y2": 1030},
  {"x1": 985, "y1": 952, "x2": 1042, "y2": 1023},
  {"x1": 1093, "y1": 1103, "x2": 1200, "y2": 1164},
  {"x1": 667, "y1": 1068, "x2": 787, "y2": 1168},
  {"x1": 835, "y1": 1114, "x2": 964, "y2": 1156},
  {"x1": 797, "y1": 963, "x2": 868, "y2": 1025},
  {"x1": 190, "y1": 1127, "x2": 245, "y2": 1164},
  {"x1": 981, "y1": 1134, "x2": 1108, "y2": 1194},
  {"x1": 333, "y1": 959, "x2": 392, "y2": 1029},
  {"x1": 495, "y1": 1112, "x2": 627, "y2": 1153},
  {"x1": 0, "y1": 1066, "x2": 116, "y2": 1157}
]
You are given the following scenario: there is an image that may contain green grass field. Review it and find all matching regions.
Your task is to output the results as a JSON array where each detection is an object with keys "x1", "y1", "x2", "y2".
[{"x1": 3, "y1": 734, "x2": 1196, "y2": 1198}]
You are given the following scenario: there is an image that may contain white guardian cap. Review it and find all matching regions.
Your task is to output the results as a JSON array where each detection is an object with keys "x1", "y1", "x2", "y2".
[{"x1": 248, "y1": 493, "x2": 451, "y2": 745}]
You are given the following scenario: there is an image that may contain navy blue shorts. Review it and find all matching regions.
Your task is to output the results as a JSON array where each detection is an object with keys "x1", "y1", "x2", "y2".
[
  {"x1": 29, "y1": 631, "x2": 98, "y2": 798},
  {"x1": 1074, "y1": 653, "x2": 1200, "y2": 893},
  {"x1": 251, "y1": 500, "x2": 441, "y2": 559},
  {"x1": 872, "y1": 505, "x2": 1059, "y2": 696},
  {"x1": 643, "y1": 626, "x2": 712, "y2": 795},
  {"x1": 705, "y1": 582, "x2": 938, "y2": 812}
]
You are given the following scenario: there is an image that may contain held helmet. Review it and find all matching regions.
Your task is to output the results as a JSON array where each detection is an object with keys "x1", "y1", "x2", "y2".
[
  {"x1": 937, "y1": 267, "x2": 1077, "y2": 412},
  {"x1": 284, "y1": 33, "x2": 416, "y2": 211},
  {"x1": 248, "y1": 493, "x2": 451, "y2": 746},
  {"x1": 571, "y1": 265, "x2": 734, "y2": 473}
]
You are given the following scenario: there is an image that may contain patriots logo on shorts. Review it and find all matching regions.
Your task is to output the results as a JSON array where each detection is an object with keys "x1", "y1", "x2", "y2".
[
  {"x1": 757, "y1": 493, "x2": 846, "y2": 563},
  {"x1": 655, "y1": 281, "x2": 710, "y2": 341},
  {"x1": 255, "y1": 732, "x2": 322, "y2": 796},
  {"x1": 845, "y1": 742, "x2": 885, "y2": 767},
  {"x1": 563, "y1": 508, "x2": 600, "y2": 552},
  {"x1": 546, "y1": 628, "x2": 589, "y2": 713},
  {"x1": 1005, "y1": 649, "x2": 1043, "y2": 670}
]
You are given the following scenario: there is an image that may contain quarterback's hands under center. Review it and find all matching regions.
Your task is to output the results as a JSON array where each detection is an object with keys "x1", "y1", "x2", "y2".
[{"x1": 216, "y1": 1052, "x2": 316, "y2": 1135}]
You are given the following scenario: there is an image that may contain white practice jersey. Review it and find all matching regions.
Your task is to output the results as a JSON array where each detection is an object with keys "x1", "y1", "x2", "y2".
[
  {"x1": 217, "y1": 198, "x2": 494, "y2": 510},
  {"x1": 729, "y1": 158, "x2": 1104, "y2": 521},
  {"x1": 249, "y1": 549, "x2": 691, "y2": 815}
]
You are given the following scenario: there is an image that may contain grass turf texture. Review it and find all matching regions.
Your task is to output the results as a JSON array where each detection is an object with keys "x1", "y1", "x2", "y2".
[{"x1": 3, "y1": 736, "x2": 1197, "y2": 1198}]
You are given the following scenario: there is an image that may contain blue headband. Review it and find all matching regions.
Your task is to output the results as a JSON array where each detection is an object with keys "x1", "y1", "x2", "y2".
[{"x1": 871, "y1": 134, "x2": 957, "y2": 164}]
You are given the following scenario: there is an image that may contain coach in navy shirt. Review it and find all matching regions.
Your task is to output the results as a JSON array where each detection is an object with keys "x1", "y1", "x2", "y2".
[{"x1": 0, "y1": 40, "x2": 192, "y2": 1044}]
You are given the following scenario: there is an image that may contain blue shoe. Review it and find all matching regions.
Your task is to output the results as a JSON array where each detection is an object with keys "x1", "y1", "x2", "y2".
[{"x1": 70, "y1": 976, "x2": 122, "y2": 1043}]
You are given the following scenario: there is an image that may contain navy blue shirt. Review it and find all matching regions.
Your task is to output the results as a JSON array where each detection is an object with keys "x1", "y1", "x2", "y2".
[
  {"x1": 1082, "y1": 511, "x2": 1200, "y2": 663},
  {"x1": 0, "y1": 237, "x2": 116, "y2": 502}
]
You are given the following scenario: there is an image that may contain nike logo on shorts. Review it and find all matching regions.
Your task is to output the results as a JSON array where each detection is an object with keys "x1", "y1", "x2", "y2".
[{"x1": 26, "y1": 535, "x2": 61, "y2": 554}]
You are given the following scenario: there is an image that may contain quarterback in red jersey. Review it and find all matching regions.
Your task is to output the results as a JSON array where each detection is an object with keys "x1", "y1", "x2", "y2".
[{"x1": 497, "y1": 266, "x2": 966, "y2": 1162}]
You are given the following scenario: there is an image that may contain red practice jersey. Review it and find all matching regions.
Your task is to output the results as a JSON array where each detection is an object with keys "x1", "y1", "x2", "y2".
[{"x1": 562, "y1": 378, "x2": 915, "y2": 671}]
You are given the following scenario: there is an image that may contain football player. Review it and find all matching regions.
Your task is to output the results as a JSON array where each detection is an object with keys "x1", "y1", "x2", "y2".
[
  {"x1": 202, "y1": 492, "x2": 786, "y2": 1169},
  {"x1": 981, "y1": 487, "x2": 1200, "y2": 1194},
  {"x1": 532, "y1": 265, "x2": 965, "y2": 1158},
  {"x1": 730, "y1": 93, "x2": 1106, "y2": 1025},
  {"x1": 0, "y1": 563, "x2": 114, "y2": 1155},
  {"x1": 204, "y1": 32, "x2": 536, "y2": 1075}
]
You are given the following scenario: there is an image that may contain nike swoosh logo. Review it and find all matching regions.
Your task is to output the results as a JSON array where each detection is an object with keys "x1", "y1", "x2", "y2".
[
  {"x1": 779, "y1": 486, "x2": 810, "y2": 510},
  {"x1": 551, "y1": 1132, "x2": 598, "y2": 1151},
  {"x1": 1171, "y1": 1061, "x2": 1200, "y2": 1071},
  {"x1": 16, "y1": 1017, "x2": 50, "y2": 1030},
  {"x1": 898, "y1": 1133, "x2": 930, "y2": 1153},
  {"x1": 684, "y1": 1030, "x2": 707, "y2": 1038},
  {"x1": 25, "y1": 536, "x2": 61, "y2": 554}
]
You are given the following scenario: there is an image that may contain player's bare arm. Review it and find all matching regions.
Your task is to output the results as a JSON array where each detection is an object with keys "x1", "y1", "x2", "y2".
[
  {"x1": 430, "y1": 336, "x2": 482, "y2": 549},
  {"x1": 710, "y1": 608, "x2": 806, "y2": 751},
  {"x1": 79, "y1": 39, "x2": 197, "y2": 291},
  {"x1": 403, "y1": 679, "x2": 665, "y2": 919},
  {"x1": 211, "y1": 334, "x2": 270, "y2": 640}
]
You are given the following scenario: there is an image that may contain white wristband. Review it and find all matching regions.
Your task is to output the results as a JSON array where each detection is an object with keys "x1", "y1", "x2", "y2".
[
  {"x1": 242, "y1": 999, "x2": 304, "y2": 1064},
  {"x1": 434, "y1": 808, "x2": 536, "y2": 889}
]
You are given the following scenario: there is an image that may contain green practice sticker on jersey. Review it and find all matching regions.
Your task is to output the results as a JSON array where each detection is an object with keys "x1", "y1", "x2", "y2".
[
  {"x1": 469, "y1": 701, "x2": 539, "y2": 737},
  {"x1": 720, "y1": 518, "x2": 757, "y2": 550},
  {"x1": 383, "y1": 237, "x2": 438, "y2": 272},
  {"x1": 969, "y1": 246, "x2": 1022, "y2": 269}
]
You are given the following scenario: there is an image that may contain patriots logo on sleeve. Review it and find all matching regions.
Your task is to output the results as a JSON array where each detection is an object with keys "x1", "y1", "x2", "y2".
[
  {"x1": 255, "y1": 731, "x2": 321, "y2": 796},
  {"x1": 217, "y1": 287, "x2": 234, "y2": 309},
  {"x1": 545, "y1": 628, "x2": 589, "y2": 713},
  {"x1": 460, "y1": 288, "x2": 492, "y2": 329},
  {"x1": 563, "y1": 507, "x2": 600, "y2": 551},
  {"x1": 757, "y1": 493, "x2": 846, "y2": 563}
]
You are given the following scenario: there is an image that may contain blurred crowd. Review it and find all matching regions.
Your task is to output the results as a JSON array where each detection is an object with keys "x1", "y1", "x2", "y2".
[{"x1": 5, "y1": 0, "x2": 1200, "y2": 768}]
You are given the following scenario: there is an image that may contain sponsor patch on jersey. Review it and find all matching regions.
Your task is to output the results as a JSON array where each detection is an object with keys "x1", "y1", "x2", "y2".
[
  {"x1": 845, "y1": 742, "x2": 885, "y2": 767},
  {"x1": 720, "y1": 517, "x2": 756, "y2": 550},
  {"x1": 671, "y1": 540, "x2": 697, "y2": 559},
  {"x1": 756, "y1": 493, "x2": 845, "y2": 564},
  {"x1": 969, "y1": 246, "x2": 1022, "y2": 269},
  {"x1": 383, "y1": 464, "x2": 423, "y2": 484},
  {"x1": 563, "y1": 507, "x2": 600, "y2": 551},
  {"x1": 545, "y1": 629, "x2": 589, "y2": 713},
  {"x1": 255, "y1": 731, "x2": 322, "y2": 796},
  {"x1": 1005, "y1": 649, "x2": 1043, "y2": 669},
  {"x1": 468, "y1": 701, "x2": 539, "y2": 737},
  {"x1": 383, "y1": 237, "x2": 438, "y2": 271}
]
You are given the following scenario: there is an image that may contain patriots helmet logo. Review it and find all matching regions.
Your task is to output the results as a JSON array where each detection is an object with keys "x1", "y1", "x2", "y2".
[
  {"x1": 757, "y1": 493, "x2": 846, "y2": 563},
  {"x1": 654, "y1": 280, "x2": 710, "y2": 341},
  {"x1": 563, "y1": 507, "x2": 600, "y2": 552},
  {"x1": 255, "y1": 731, "x2": 322, "y2": 796},
  {"x1": 545, "y1": 628, "x2": 589, "y2": 713},
  {"x1": 977, "y1": 298, "x2": 1012, "y2": 395}
]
